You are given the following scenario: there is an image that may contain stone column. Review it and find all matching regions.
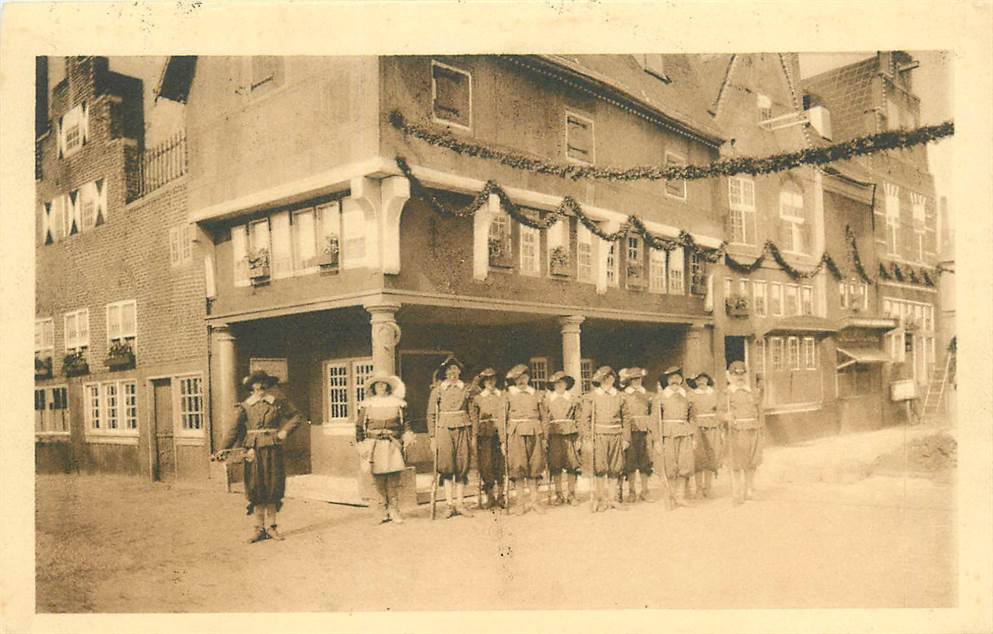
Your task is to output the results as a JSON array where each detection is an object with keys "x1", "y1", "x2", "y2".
[
  {"x1": 559, "y1": 315, "x2": 585, "y2": 393},
  {"x1": 211, "y1": 324, "x2": 238, "y2": 451},
  {"x1": 365, "y1": 302, "x2": 402, "y2": 375},
  {"x1": 683, "y1": 323, "x2": 709, "y2": 377}
]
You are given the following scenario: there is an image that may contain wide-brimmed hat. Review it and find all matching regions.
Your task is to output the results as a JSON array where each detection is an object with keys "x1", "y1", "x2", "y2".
[
  {"x1": 691, "y1": 372, "x2": 714, "y2": 386},
  {"x1": 728, "y1": 360, "x2": 748, "y2": 375},
  {"x1": 505, "y1": 363, "x2": 530, "y2": 382},
  {"x1": 660, "y1": 366, "x2": 683, "y2": 385},
  {"x1": 591, "y1": 365, "x2": 616, "y2": 386},
  {"x1": 363, "y1": 372, "x2": 406, "y2": 399},
  {"x1": 548, "y1": 370, "x2": 575, "y2": 390},
  {"x1": 438, "y1": 356, "x2": 465, "y2": 372},
  {"x1": 242, "y1": 370, "x2": 279, "y2": 388},
  {"x1": 620, "y1": 367, "x2": 647, "y2": 383}
]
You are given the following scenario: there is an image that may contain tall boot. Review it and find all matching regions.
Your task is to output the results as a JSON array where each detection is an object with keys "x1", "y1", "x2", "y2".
[
  {"x1": 552, "y1": 473, "x2": 564, "y2": 505},
  {"x1": 247, "y1": 506, "x2": 267, "y2": 543},
  {"x1": 567, "y1": 473, "x2": 578, "y2": 505},
  {"x1": 265, "y1": 504, "x2": 285, "y2": 541},
  {"x1": 625, "y1": 473, "x2": 637, "y2": 503},
  {"x1": 443, "y1": 479, "x2": 457, "y2": 518},
  {"x1": 455, "y1": 481, "x2": 474, "y2": 517}
]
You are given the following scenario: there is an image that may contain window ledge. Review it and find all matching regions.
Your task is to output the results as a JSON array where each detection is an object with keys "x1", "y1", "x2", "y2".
[
  {"x1": 35, "y1": 432, "x2": 71, "y2": 441},
  {"x1": 85, "y1": 433, "x2": 139, "y2": 445}
]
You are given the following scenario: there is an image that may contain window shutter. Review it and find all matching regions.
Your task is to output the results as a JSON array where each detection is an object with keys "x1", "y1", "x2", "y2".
[
  {"x1": 231, "y1": 225, "x2": 248, "y2": 286},
  {"x1": 68, "y1": 191, "x2": 80, "y2": 235},
  {"x1": 270, "y1": 211, "x2": 293, "y2": 279},
  {"x1": 79, "y1": 310, "x2": 89, "y2": 346},
  {"x1": 95, "y1": 179, "x2": 107, "y2": 225},
  {"x1": 293, "y1": 208, "x2": 317, "y2": 269},
  {"x1": 57, "y1": 116, "x2": 65, "y2": 158},
  {"x1": 341, "y1": 207, "x2": 366, "y2": 267},
  {"x1": 81, "y1": 102, "x2": 89, "y2": 144},
  {"x1": 42, "y1": 202, "x2": 52, "y2": 245},
  {"x1": 107, "y1": 304, "x2": 121, "y2": 341}
]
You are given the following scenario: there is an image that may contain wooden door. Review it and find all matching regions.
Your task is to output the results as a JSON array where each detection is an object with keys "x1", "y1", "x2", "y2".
[
  {"x1": 399, "y1": 351, "x2": 451, "y2": 433},
  {"x1": 151, "y1": 378, "x2": 176, "y2": 481}
]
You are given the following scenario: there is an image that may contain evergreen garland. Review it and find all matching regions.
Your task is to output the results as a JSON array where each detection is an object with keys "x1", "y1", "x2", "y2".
[
  {"x1": 845, "y1": 225, "x2": 875, "y2": 285},
  {"x1": 388, "y1": 110, "x2": 954, "y2": 182}
]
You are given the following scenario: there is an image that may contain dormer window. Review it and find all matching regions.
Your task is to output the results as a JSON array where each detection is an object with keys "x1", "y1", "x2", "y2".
[
  {"x1": 634, "y1": 54, "x2": 669, "y2": 83},
  {"x1": 58, "y1": 102, "x2": 88, "y2": 159},
  {"x1": 757, "y1": 93, "x2": 773, "y2": 120}
]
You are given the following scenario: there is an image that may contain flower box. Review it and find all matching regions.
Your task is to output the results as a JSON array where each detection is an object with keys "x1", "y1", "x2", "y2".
[
  {"x1": 105, "y1": 343, "x2": 136, "y2": 371},
  {"x1": 488, "y1": 237, "x2": 512, "y2": 269},
  {"x1": 725, "y1": 294, "x2": 750, "y2": 318},
  {"x1": 245, "y1": 248, "x2": 271, "y2": 284},
  {"x1": 317, "y1": 236, "x2": 340, "y2": 272},
  {"x1": 626, "y1": 263, "x2": 647, "y2": 289},
  {"x1": 549, "y1": 246, "x2": 571, "y2": 277},
  {"x1": 35, "y1": 356, "x2": 53, "y2": 380},
  {"x1": 690, "y1": 282, "x2": 708, "y2": 297},
  {"x1": 62, "y1": 352, "x2": 90, "y2": 377}
]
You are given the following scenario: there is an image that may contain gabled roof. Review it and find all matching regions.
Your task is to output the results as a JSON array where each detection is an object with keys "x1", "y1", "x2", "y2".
[
  {"x1": 156, "y1": 56, "x2": 197, "y2": 103},
  {"x1": 534, "y1": 54, "x2": 726, "y2": 146},
  {"x1": 801, "y1": 55, "x2": 879, "y2": 142}
]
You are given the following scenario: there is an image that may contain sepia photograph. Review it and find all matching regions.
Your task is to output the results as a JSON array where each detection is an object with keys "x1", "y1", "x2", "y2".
[{"x1": 2, "y1": 2, "x2": 992, "y2": 633}]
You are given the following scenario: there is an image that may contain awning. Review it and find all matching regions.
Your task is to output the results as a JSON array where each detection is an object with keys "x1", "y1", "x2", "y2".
[
  {"x1": 836, "y1": 346, "x2": 892, "y2": 370},
  {"x1": 760, "y1": 316, "x2": 838, "y2": 336}
]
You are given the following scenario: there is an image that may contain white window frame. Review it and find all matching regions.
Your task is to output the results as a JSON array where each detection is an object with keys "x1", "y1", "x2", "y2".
[
  {"x1": 85, "y1": 379, "x2": 139, "y2": 438},
  {"x1": 529, "y1": 357, "x2": 549, "y2": 391},
  {"x1": 770, "y1": 337, "x2": 785, "y2": 371},
  {"x1": 664, "y1": 152, "x2": 687, "y2": 201},
  {"x1": 787, "y1": 336, "x2": 801, "y2": 370},
  {"x1": 576, "y1": 223, "x2": 593, "y2": 283},
  {"x1": 546, "y1": 218, "x2": 570, "y2": 272},
  {"x1": 753, "y1": 281, "x2": 767, "y2": 317},
  {"x1": 779, "y1": 184, "x2": 806, "y2": 254},
  {"x1": 860, "y1": 282, "x2": 869, "y2": 311},
  {"x1": 35, "y1": 385, "x2": 70, "y2": 436},
  {"x1": 580, "y1": 358, "x2": 594, "y2": 393},
  {"x1": 840, "y1": 281, "x2": 848, "y2": 309},
  {"x1": 667, "y1": 247, "x2": 685, "y2": 294},
  {"x1": 175, "y1": 374, "x2": 205, "y2": 437},
  {"x1": 564, "y1": 110, "x2": 596, "y2": 165},
  {"x1": 784, "y1": 284, "x2": 799, "y2": 317},
  {"x1": 885, "y1": 184, "x2": 900, "y2": 256},
  {"x1": 803, "y1": 337, "x2": 817, "y2": 370},
  {"x1": 64, "y1": 308, "x2": 90, "y2": 355},
  {"x1": 606, "y1": 241, "x2": 619, "y2": 287},
  {"x1": 801, "y1": 285, "x2": 814, "y2": 316},
  {"x1": 757, "y1": 338, "x2": 767, "y2": 377},
  {"x1": 35, "y1": 317, "x2": 55, "y2": 364},
  {"x1": 232, "y1": 224, "x2": 250, "y2": 287},
  {"x1": 59, "y1": 102, "x2": 88, "y2": 159},
  {"x1": 106, "y1": 299, "x2": 137, "y2": 350},
  {"x1": 911, "y1": 195, "x2": 927, "y2": 262},
  {"x1": 431, "y1": 60, "x2": 472, "y2": 131},
  {"x1": 519, "y1": 224, "x2": 541, "y2": 277},
  {"x1": 728, "y1": 176, "x2": 756, "y2": 245},
  {"x1": 341, "y1": 205, "x2": 367, "y2": 269},
  {"x1": 757, "y1": 93, "x2": 773, "y2": 120},
  {"x1": 769, "y1": 282, "x2": 783, "y2": 317},
  {"x1": 323, "y1": 357, "x2": 375, "y2": 427},
  {"x1": 737, "y1": 278, "x2": 749, "y2": 297},
  {"x1": 649, "y1": 247, "x2": 667, "y2": 294}
]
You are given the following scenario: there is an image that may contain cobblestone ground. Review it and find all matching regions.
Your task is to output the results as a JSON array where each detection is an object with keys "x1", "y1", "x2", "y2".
[{"x1": 35, "y1": 425, "x2": 956, "y2": 612}]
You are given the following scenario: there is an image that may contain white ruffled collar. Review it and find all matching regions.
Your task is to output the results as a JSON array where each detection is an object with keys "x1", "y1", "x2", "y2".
[
  {"x1": 662, "y1": 385, "x2": 687, "y2": 398},
  {"x1": 728, "y1": 383, "x2": 752, "y2": 393},
  {"x1": 694, "y1": 386, "x2": 715, "y2": 394},
  {"x1": 442, "y1": 380, "x2": 465, "y2": 390},
  {"x1": 624, "y1": 385, "x2": 647, "y2": 394},
  {"x1": 480, "y1": 387, "x2": 501, "y2": 396},
  {"x1": 594, "y1": 386, "x2": 618, "y2": 396},
  {"x1": 547, "y1": 390, "x2": 572, "y2": 402},
  {"x1": 362, "y1": 394, "x2": 407, "y2": 408},
  {"x1": 509, "y1": 385, "x2": 535, "y2": 395}
]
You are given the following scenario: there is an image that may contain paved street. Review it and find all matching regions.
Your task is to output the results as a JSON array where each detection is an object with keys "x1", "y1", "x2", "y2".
[{"x1": 36, "y1": 426, "x2": 956, "y2": 612}]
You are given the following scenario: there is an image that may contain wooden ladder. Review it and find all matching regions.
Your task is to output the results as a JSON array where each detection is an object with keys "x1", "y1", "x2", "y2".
[{"x1": 921, "y1": 346, "x2": 955, "y2": 424}]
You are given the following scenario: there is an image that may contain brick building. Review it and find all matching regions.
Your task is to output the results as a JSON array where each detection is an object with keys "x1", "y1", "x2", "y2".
[
  {"x1": 803, "y1": 52, "x2": 943, "y2": 420},
  {"x1": 34, "y1": 57, "x2": 208, "y2": 479}
]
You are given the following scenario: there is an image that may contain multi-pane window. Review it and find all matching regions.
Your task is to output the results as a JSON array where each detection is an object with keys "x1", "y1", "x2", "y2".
[
  {"x1": 769, "y1": 283, "x2": 783, "y2": 316},
  {"x1": 520, "y1": 225, "x2": 540, "y2": 276},
  {"x1": 58, "y1": 102, "x2": 88, "y2": 159},
  {"x1": 770, "y1": 337, "x2": 785, "y2": 371},
  {"x1": 488, "y1": 211, "x2": 512, "y2": 268},
  {"x1": 341, "y1": 207, "x2": 366, "y2": 267},
  {"x1": 664, "y1": 153, "x2": 687, "y2": 200},
  {"x1": 529, "y1": 358, "x2": 549, "y2": 391},
  {"x1": 625, "y1": 236, "x2": 643, "y2": 285},
  {"x1": 248, "y1": 218, "x2": 271, "y2": 264},
  {"x1": 606, "y1": 241, "x2": 618, "y2": 287},
  {"x1": 803, "y1": 337, "x2": 817, "y2": 369},
  {"x1": 783, "y1": 285, "x2": 799, "y2": 317},
  {"x1": 649, "y1": 248, "x2": 667, "y2": 293},
  {"x1": 169, "y1": 224, "x2": 195, "y2": 266},
  {"x1": 667, "y1": 247, "x2": 685, "y2": 294},
  {"x1": 912, "y1": 194, "x2": 926, "y2": 262},
  {"x1": 35, "y1": 318, "x2": 54, "y2": 364},
  {"x1": 757, "y1": 93, "x2": 773, "y2": 120},
  {"x1": 565, "y1": 112, "x2": 595, "y2": 164},
  {"x1": 237, "y1": 201, "x2": 348, "y2": 282},
  {"x1": 269, "y1": 211, "x2": 293, "y2": 279},
  {"x1": 106, "y1": 300, "x2": 137, "y2": 348},
  {"x1": 753, "y1": 281, "x2": 767, "y2": 317},
  {"x1": 728, "y1": 177, "x2": 756, "y2": 244},
  {"x1": 787, "y1": 337, "x2": 801, "y2": 370},
  {"x1": 689, "y1": 252, "x2": 706, "y2": 296},
  {"x1": 737, "y1": 278, "x2": 749, "y2": 297},
  {"x1": 800, "y1": 286, "x2": 814, "y2": 316},
  {"x1": 325, "y1": 358, "x2": 375, "y2": 424},
  {"x1": 84, "y1": 380, "x2": 137, "y2": 434},
  {"x1": 580, "y1": 358, "x2": 594, "y2": 393},
  {"x1": 859, "y1": 283, "x2": 870, "y2": 310},
  {"x1": 576, "y1": 223, "x2": 593, "y2": 282},
  {"x1": 547, "y1": 219, "x2": 570, "y2": 273},
  {"x1": 178, "y1": 376, "x2": 204, "y2": 432},
  {"x1": 64, "y1": 309, "x2": 90, "y2": 354},
  {"x1": 779, "y1": 182, "x2": 806, "y2": 253},
  {"x1": 757, "y1": 338, "x2": 767, "y2": 376},
  {"x1": 292, "y1": 207, "x2": 318, "y2": 270},
  {"x1": 432, "y1": 61, "x2": 472, "y2": 129},
  {"x1": 885, "y1": 184, "x2": 900, "y2": 256},
  {"x1": 35, "y1": 386, "x2": 69, "y2": 434}
]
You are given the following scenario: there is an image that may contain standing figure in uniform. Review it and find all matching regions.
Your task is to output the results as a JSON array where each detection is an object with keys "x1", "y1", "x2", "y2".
[
  {"x1": 544, "y1": 370, "x2": 581, "y2": 506},
  {"x1": 356, "y1": 373, "x2": 414, "y2": 525},
  {"x1": 689, "y1": 372, "x2": 721, "y2": 499},
  {"x1": 216, "y1": 370, "x2": 304, "y2": 543},
  {"x1": 655, "y1": 366, "x2": 695, "y2": 508},
  {"x1": 503, "y1": 364, "x2": 547, "y2": 515},
  {"x1": 470, "y1": 368, "x2": 506, "y2": 510},
  {"x1": 620, "y1": 367, "x2": 655, "y2": 503},
  {"x1": 723, "y1": 361, "x2": 764, "y2": 504},
  {"x1": 580, "y1": 366, "x2": 629, "y2": 513},
  {"x1": 427, "y1": 357, "x2": 476, "y2": 518}
]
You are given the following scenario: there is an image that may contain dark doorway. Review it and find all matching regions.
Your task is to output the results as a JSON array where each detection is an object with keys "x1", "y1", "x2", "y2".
[
  {"x1": 150, "y1": 378, "x2": 176, "y2": 482},
  {"x1": 725, "y1": 336, "x2": 747, "y2": 369}
]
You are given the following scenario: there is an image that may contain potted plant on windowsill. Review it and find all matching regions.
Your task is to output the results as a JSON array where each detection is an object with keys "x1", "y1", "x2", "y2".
[
  {"x1": 549, "y1": 246, "x2": 571, "y2": 277},
  {"x1": 488, "y1": 236, "x2": 512, "y2": 269},
  {"x1": 725, "y1": 294, "x2": 750, "y2": 318},
  {"x1": 35, "y1": 355, "x2": 53, "y2": 380},
  {"x1": 245, "y1": 248, "x2": 270, "y2": 285},
  {"x1": 62, "y1": 351, "x2": 90, "y2": 377},
  {"x1": 316, "y1": 234, "x2": 340, "y2": 272},
  {"x1": 105, "y1": 341, "x2": 136, "y2": 370},
  {"x1": 626, "y1": 262, "x2": 647, "y2": 288}
]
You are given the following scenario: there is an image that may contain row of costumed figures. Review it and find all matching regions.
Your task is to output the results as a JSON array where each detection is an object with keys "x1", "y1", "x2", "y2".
[{"x1": 354, "y1": 356, "x2": 765, "y2": 525}]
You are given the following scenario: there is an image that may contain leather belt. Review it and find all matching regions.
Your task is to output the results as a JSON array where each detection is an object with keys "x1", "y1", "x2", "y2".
[
  {"x1": 595, "y1": 423, "x2": 622, "y2": 432},
  {"x1": 440, "y1": 410, "x2": 467, "y2": 415},
  {"x1": 247, "y1": 429, "x2": 276, "y2": 435}
]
